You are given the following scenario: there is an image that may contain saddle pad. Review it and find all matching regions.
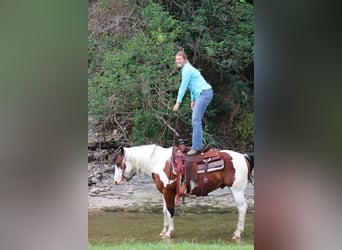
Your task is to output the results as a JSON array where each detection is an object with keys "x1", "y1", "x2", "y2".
[{"x1": 197, "y1": 159, "x2": 224, "y2": 174}]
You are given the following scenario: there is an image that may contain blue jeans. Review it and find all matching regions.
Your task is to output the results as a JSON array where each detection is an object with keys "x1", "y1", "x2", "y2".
[{"x1": 192, "y1": 88, "x2": 213, "y2": 150}]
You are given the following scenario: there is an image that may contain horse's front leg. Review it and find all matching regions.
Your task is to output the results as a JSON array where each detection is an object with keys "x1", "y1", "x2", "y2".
[
  {"x1": 160, "y1": 197, "x2": 169, "y2": 236},
  {"x1": 162, "y1": 189, "x2": 175, "y2": 238}
]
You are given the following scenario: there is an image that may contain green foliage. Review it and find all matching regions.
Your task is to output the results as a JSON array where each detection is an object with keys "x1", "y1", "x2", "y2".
[
  {"x1": 168, "y1": 0, "x2": 254, "y2": 75},
  {"x1": 89, "y1": 2, "x2": 182, "y2": 145},
  {"x1": 131, "y1": 110, "x2": 160, "y2": 145},
  {"x1": 88, "y1": 78, "x2": 111, "y2": 121},
  {"x1": 230, "y1": 75, "x2": 251, "y2": 107},
  {"x1": 235, "y1": 110, "x2": 254, "y2": 150},
  {"x1": 203, "y1": 125, "x2": 220, "y2": 148},
  {"x1": 88, "y1": 0, "x2": 254, "y2": 151},
  {"x1": 88, "y1": 36, "x2": 118, "y2": 120}
]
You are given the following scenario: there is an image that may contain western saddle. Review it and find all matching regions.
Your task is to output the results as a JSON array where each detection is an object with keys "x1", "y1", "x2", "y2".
[{"x1": 171, "y1": 140, "x2": 224, "y2": 197}]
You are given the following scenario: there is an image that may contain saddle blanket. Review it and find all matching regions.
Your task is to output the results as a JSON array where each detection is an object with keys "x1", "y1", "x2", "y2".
[
  {"x1": 197, "y1": 159, "x2": 224, "y2": 173},
  {"x1": 172, "y1": 159, "x2": 224, "y2": 175}
]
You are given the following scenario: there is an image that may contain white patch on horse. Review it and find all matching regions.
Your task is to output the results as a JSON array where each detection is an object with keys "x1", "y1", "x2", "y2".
[
  {"x1": 221, "y1": 150, "x2": 249, "y2": 239},
  {"x1": 121, "y1": 144, "x2": 172, "y2": 178},
  {"x1": 158, "y1": 159, "x2": 176, "y2": 188},
  {"x1": 221, "y1": 150, "x2": 249, "y2": 189},
  {"x1": 114, "y1": 165, "x2": 123, "y2": 184}
]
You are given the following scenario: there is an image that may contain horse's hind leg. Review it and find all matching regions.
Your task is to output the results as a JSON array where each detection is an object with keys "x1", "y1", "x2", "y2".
[{"x1": 229, "y1": 187, "x2": 248, "y2": 239}]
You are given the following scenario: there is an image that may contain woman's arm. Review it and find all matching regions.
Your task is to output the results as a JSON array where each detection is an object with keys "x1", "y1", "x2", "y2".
[{"x1": 176, "y1": 67, "x2": 191, "y2": 103}]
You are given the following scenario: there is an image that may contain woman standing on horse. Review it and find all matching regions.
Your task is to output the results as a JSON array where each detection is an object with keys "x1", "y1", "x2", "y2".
[{"x1": 172, "y1": 50, "x2": 213, "y2": 156}]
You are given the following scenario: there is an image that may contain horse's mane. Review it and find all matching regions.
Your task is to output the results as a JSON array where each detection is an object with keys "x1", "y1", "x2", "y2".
[{"x1": 123, "y1": 144, "x2": 172, "y2": 175}]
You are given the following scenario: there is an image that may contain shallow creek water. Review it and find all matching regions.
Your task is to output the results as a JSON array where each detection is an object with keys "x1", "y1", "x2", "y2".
[{"x1": 89, "y1": 211, "x2": 254, "y2": 245}]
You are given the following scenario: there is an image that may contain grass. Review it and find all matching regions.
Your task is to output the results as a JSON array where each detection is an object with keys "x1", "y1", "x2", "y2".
[{"x1": 88, "y1": 242, "x2": 254, "y2": 250}]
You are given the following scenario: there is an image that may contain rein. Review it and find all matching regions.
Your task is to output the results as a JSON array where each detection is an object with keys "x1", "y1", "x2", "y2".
[
  {"x1": 172, "y1": 114, "x2": 179, "y2": 146},
  {"x1": 175, "y1": 150, "x2": 183, "y2": 206},
  {"x1": 171, "y1": 113, "x2": 183, "y2": 206},
  {"x1": 122, "y1": 164, "x2": 136, "y2": 181}
]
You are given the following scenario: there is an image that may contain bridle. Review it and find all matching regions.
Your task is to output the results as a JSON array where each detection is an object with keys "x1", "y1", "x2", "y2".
[
  {"x1": 113, "y1": 146, "x2": 137, "y2": 182},
  {"x1": 122, "y1": 163, "x2": 136, "y2": 182}
]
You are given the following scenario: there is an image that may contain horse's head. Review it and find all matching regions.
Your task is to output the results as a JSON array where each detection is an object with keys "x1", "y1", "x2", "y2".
[{"x1": 113, "y1": 146, "x2": 136, "y2": 185}]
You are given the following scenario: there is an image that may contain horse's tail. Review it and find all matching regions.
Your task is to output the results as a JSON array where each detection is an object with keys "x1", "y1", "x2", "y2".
[
  {"x1": 244, "y1": 153, "x2": 254, "y2": 170},
  {"x1": 244, "y1": 153, "x2": 254, "y2": 184}
]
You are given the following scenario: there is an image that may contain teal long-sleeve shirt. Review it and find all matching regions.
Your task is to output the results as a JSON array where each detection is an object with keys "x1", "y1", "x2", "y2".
[{"x1": 176, "y1": 61, "x2": 212, "y2": 103}]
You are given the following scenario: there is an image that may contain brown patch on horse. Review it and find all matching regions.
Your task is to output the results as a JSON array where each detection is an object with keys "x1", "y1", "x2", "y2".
[
  {"x1": 151, "y1": 173, "x2": 164, "y2": 193},
  {"x1": 165, "y1": 181, "x2": 176, "y2": 192},
  {"x1": 189, "y1": 169, "x2": 222, "y2": 196},
  {"x1": 153, "y1": 162, "x2": 177, "y2": 216},
  {"x1": 163, "y1": 161, "x2": 176, "y2": 181},
  {"x1": 163, "y1": 162, "x2": 177, "y2": 191},
  {"x1": 163, "y1": 188, "x2": 176, "y2": 217},
  {"x1": 219, "y1": 151, "x2": 235, "y2": 187}
]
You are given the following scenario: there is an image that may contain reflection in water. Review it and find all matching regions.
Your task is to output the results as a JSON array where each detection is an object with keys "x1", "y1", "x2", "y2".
[
  {"x1": 161, "y1": 236, "x2": 174, "y2": 245},
  {"x1": 88, "y1": 211, "x2": 254, "y2": 245}
]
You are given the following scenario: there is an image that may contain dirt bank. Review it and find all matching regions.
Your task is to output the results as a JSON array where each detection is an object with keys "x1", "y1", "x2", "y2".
[{"x1": 88, "y1": 172, "x2": 254, "y2": 214}]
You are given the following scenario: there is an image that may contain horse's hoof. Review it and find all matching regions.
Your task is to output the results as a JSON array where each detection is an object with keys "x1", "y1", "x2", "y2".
[
  {"x1": 232, "y1": 234, "x2": 241, "y2": 240},
  {"x1": 162, "y1": 231, "x2": 174, "y2": 238},
  {"x1": 161, "y1": 232, "x2": 171, "y2": 238},
  {"x1": 160, "y1": 231, "x2": 166, "y2": 236}
]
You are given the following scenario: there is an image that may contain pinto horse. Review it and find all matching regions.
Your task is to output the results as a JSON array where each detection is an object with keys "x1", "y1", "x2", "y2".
[{"x1": 113, "y1": 144, "x2": 254, "y2": 239}]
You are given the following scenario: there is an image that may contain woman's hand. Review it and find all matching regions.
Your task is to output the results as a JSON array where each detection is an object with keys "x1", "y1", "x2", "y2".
[
  {"x1": 173, "y1": 102, "x2": 180, "y2": 112},
  {"x1": 191, "y1": 101, "x2": 195, "y2": 111}
]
